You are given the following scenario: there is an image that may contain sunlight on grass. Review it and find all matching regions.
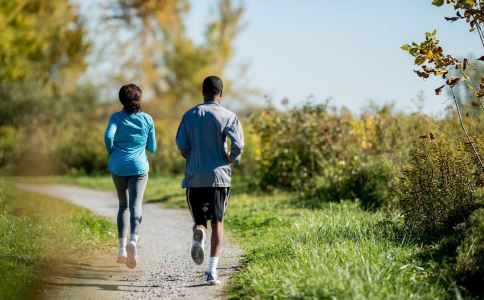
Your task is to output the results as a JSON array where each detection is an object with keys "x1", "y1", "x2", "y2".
[
  {"x1": 0, "y1": 180, "x2": 115, "y2": 300},
  {"x1": 15, "y1": 176, "x2": 456, "y2": 299}
]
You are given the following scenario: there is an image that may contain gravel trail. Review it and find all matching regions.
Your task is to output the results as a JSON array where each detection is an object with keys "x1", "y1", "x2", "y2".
[{"x1": 15, "y1": 184, "x2": 242, "y2": 300}]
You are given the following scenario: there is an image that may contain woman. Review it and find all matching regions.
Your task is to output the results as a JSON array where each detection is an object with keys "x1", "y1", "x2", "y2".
[{"x1": 104, "y1": 83, "x2": 156, "y2": 269}]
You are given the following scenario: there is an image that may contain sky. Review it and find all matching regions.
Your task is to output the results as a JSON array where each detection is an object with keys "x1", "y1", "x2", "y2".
[
  {"x1": 185, "y1": 0, "x2": 481, "y2": 115},
  {"x1": 78, "y1": 0, "x2": 481, "y2": 115}
]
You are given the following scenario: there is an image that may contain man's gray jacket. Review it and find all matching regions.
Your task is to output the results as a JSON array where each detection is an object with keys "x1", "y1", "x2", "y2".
[{"x1": 175, "y1": 101, "x2": 244, "y2": 188}]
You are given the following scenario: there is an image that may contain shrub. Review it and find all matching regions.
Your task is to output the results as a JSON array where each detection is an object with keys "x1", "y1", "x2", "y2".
[
  {"x1": 399, "y1": 136, "x2": 479, "y2": 240},
  {"x1": 456, "y1": 208, "x2": 484, "y2": 294},
  {"x1": 315, "y1": 158, "x2": 399, "y2": 210}
]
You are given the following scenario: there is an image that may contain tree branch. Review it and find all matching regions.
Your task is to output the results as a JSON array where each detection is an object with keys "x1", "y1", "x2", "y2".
[{"x1": 450, "y1": 86, "x2": 484, "y2": 171}]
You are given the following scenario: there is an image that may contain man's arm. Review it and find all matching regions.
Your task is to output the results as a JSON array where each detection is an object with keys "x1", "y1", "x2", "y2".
[
  {"x1": 175, "y1": 119, "x2": 190, "y2": 159},
  {"x1": 104, "y1": 116, "x2": 117, "y2": 155},
  {"x1": 225, "y1": 114, "x2": 244, "y2": 164}
]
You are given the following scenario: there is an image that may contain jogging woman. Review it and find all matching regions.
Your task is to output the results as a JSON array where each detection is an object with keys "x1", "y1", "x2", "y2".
[{"x1": 104, "y1": 84, "x2": 156, "y2": 269}]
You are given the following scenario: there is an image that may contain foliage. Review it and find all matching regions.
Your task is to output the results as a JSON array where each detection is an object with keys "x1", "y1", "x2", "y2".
[
  {"x1": 400, "y1": 137, "x2": 480, "y2": 239},
  {"x1": 0, "y1": 0, "x2": 89, "y2": 83},
  {"x1": 401, "y1": 3, "x2": 484, "y2": 171},
  {"x1": 317, "y1": 158, "x2": 400, "y2": 210},
  {"x1": 250, "y1": 102, "x2": 432, "y2": 209},
  {"x1": 456, "y1": 208, "x2": 484, "y2": 294}
]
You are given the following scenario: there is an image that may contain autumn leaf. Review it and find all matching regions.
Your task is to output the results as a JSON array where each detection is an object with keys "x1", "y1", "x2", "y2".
[
  {"x1": 435, "y1": 85, "x2": 445, "y2": 95},
  {"x1": 414, "y1": 70, "x2": 430, "y2": 78},
  {"x1": 445, "y1": 16, "x2": 460, "y2": 22},
  {"x1": 446, "y1": 76, "x2": 460, "y2": 86}
]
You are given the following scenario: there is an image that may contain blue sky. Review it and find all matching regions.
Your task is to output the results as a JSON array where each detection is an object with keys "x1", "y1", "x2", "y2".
[
  {"x1": 77, "y1": 0, "x2": 481, "y2": 114},
  {"x1": 185, "y1": 0, "x2": 481, "y2": 114}
]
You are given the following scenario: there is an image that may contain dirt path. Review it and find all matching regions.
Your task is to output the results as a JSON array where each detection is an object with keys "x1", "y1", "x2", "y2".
[{"x1": 15, "y1": 184, "x2": 242, "y2": 300}]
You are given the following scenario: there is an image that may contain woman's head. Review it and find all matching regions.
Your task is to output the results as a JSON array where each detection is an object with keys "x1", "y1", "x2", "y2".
[{"x1": 119, "y1": 84, "x2": 142, "y2": 114}]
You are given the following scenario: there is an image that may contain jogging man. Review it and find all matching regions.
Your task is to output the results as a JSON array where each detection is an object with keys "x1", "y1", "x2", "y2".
[{"x1": 176, "y1": 75, "x2": 244, "y2": 285}]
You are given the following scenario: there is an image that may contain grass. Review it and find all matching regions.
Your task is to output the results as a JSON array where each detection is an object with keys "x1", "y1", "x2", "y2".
[
  {"x1": 14, "y1": 175, "x2": 458, "y2": 299},
  {"x1": 0, "y1": 179, "x2": 115, "y2": 300}
]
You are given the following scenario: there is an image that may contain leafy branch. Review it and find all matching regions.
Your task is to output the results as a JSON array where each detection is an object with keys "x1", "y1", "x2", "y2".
[{"x1": 401, "y1": 0, "x2": 484, "y2": 171}]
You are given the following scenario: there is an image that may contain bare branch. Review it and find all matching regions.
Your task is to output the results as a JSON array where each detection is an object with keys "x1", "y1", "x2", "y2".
[{"x1": 450, "y1": 86, "x2": 484, "y2": 171}]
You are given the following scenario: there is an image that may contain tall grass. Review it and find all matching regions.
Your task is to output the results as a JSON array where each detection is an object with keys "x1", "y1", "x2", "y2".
[{"x1": 226, "y1": 193, "x2": 451, "y2": 299}]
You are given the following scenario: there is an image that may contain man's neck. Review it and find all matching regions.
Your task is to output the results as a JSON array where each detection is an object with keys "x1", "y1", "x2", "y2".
[{"x1": 204, "y1": 98, "x2": 220, "y2": 104}]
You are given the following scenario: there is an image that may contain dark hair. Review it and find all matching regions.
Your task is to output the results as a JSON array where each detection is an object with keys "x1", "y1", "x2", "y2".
[
  {"x1": 119, "y1": 84, "x2": 142, "y2": 114},
  {"x1": 202, "y1": 75, "x2": 223, "y2": 96}
]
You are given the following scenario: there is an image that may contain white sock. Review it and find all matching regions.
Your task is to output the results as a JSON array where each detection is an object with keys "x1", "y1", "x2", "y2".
[
  {"x1": 207, "y1": 256, "x2": 219, "y2": 275},
  {"x1": 119, "y1": 238, "x2": 127, "y2": 255},
  {"x1": 130, "y1": 234, "x2": 138, "y2": 244}
]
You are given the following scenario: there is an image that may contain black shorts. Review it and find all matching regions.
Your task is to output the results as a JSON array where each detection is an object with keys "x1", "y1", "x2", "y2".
[{"x1": 186, "y1": 187, "x2": 230, "y2": 225}]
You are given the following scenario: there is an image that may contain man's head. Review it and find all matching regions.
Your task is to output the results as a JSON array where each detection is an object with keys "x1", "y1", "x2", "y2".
[{"x1": 202, "y1": 76, "x2": 223, "y2": 103}]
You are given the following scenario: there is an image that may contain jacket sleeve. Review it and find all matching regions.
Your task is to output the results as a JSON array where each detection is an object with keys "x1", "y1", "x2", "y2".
[
  {"x1": 225, "y1": 113, "x2": 244, "y2": 164},
  {"x1": 175, "y1": 119, "x2": 189, "y2": 158},
  {"x1": 104, "y1": 115, "x2": 117, "y2": 155},
  {"x1": 146, "y1": 119, "x2": 157, "y2": 153}
]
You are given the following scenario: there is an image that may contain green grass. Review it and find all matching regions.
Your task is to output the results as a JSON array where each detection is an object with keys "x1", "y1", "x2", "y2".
[
  {"x1": 15, "y1": 175, "x2": 458, "y2": 299},
  {"x1": 0, "y1": 179, "x2": 115, "y2": 300}
]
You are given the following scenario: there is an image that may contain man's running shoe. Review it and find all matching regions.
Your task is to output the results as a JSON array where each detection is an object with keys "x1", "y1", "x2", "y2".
[
  {"x1": 205, "y1": 272, "x2": 221, "y2": 285},
  {"x1": 126, "y1": 241, "x2": 137, "y2": 269},
  {"x1": 191, "y1": 228, "x2": 205, "y2": 265}
]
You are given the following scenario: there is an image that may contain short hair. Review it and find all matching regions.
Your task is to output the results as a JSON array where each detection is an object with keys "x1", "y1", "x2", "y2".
[
  {"x1": 119, "y1": 84, "x2": 142, "y2": 114},
  {"x1": 202, "y1": 76, "x2": 223, "y2": 96}
]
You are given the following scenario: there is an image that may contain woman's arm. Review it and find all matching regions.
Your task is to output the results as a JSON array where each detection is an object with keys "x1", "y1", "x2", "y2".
[
  {"x1": 146, "y1": 121, "x2": 157, "y2": 153},
  {"x1": 104, "y1": 116, "x2": 117, "y2": 155}
]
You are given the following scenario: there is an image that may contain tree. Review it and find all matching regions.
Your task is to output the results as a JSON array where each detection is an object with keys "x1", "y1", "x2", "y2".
[
  {"x1": 0, "y1": 0, "x2": 90, "y2": 84},
  {"x1": 106, "y1": 0, "x2": 244, "y2": 110}
]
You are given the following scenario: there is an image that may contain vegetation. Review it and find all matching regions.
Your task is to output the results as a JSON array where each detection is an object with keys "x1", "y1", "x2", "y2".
[{"x1": 0, "y1": 180, "x2": 115, "y2": 300}]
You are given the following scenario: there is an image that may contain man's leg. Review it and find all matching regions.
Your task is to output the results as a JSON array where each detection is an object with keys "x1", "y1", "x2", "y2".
[
  {"x1": 210, "y1": 220, "x2": 224, "y2": 257},
  {"x1": 206, "y1": 187, "x2": 229, "y2": 285},
  {"x1": 188, "y1": 188, "x2": 208, "y2": 265}
]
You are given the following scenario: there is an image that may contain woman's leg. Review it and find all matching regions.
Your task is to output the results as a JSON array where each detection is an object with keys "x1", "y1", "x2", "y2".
[
  {"x1": 112, "y1": 174, "x2": 129, "y2": 259},
  {"x1": 127, "y1": 173, "x2": 148, "y2": 242}
]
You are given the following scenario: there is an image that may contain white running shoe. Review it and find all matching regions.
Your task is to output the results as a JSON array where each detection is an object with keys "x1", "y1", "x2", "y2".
[
  {"x1": 126, "y1": 241, "x2": 137, "y2": 269},
  {"x1": 116, "y1": 255, "x2": 127, "y2": 264},
  {"x1": 116, "y1": 248, "x2": 127, "y2": 264},
  {"x1": 205, "y1": 272, "x2": 221, "y2": 285},
  {"x1": 191, "y1": 228, "x2": 205, "y2": 265}
]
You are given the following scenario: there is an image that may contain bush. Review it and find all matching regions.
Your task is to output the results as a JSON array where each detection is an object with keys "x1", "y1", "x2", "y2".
[
  {"x1": 250, "y1": 103, "x2": 430, "y2": 208},
  {"x1": 315, "y1": 158, "x2": 399, "y2": 210},
  {"x1": 456, "y1": 208, "x2": 484, "y2": 294},
  {"x1": 399, "y1": 136, "x2": 479, "y2": 239}
]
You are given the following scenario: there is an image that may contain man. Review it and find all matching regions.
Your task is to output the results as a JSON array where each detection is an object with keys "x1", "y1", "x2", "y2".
[{"x1": 176, "y1": 75, "x2": 244, "y2": 285}]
